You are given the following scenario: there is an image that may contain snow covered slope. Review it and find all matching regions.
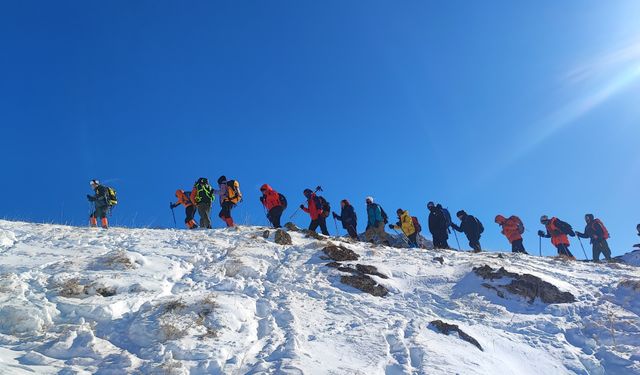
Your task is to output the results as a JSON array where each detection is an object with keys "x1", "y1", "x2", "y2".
[{"x1": 0, "y1": 220, "x2": 638, "y2": 374}]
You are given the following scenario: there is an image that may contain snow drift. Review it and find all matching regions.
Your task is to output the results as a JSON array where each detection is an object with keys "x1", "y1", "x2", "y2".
[{"x1": 0, "y1": 220, "x2": 637, "y2": 374}]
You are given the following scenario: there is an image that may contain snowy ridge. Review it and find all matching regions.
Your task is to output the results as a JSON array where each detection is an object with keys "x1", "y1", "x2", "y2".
[{"x1": 0, "y1": 220, "x2": 638, "y2": 374}]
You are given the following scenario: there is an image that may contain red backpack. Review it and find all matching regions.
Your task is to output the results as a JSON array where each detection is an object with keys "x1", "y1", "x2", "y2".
[
  {"x1": 594, "y1": 219, "x2": 610, "y2": 240},
  {"x1": 412, "y1": 216, "x2": 422, "y2": 233}
]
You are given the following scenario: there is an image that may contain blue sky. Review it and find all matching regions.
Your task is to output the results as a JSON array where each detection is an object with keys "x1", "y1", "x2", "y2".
[{"x1": 1, "y1": 1, "x2": 639, "y2": 256}]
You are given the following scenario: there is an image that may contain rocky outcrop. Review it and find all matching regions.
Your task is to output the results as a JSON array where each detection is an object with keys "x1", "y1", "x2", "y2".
[
  {"x1": 323, "y1": 245, "x2": 359, "y2": 262},
  {"x1": 303, "y1": 230, "x2": 325, "y2": 240},
  {"x1": 340, "y1": 274, "x2": 388, "y2": 297},
  {"x1": 284, "y1": 222, "x2": 300, "y2": 232},
  {"x1": 429, "y1": 320, "x2": 483, "y2": 351},
  {"x1": 473, "y1": 265, "x2": 576, "y2": 304},
  {"x1": 274, "y1": 229, "x2": 292, "y2": 245}
]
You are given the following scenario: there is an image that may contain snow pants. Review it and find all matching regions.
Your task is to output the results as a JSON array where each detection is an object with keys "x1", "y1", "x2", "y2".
[
  {"x1": 267, "y1": 206, "x2": 284, "y2": 228},
  {"x1": 197, "y1": 201, "x2": 212, "y2": 229},
  {"x1": 309, "y1": 216, "x2": 330, "y2": 236},
  {"x1": 592, "y1": 240, "x2": 612, "y2": 262}
]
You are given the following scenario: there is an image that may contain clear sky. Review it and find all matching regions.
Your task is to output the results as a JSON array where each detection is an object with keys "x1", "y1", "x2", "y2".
[{"x1": 1, "y1": 1, "x2": 639, "y2": 257}]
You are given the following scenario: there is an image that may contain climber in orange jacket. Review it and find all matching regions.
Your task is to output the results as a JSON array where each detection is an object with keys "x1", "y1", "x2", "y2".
[{"x1": 171, "y1": 189, "x2": 198, "y2": 229}]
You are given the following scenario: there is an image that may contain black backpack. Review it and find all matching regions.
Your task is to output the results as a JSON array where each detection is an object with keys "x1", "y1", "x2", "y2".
[
  {"x1": 278, "y1": 193, "x2": 288, "y2": 208},
  {"x1": 380, "y1": 205, "x2": 389, "y2": 224},
  {"x1": 475, "y1": 217, "x2": 484, "y2": 234},
  {"x1": 317, "y1": 196, "x2": 331, "y2": 218},
  {"x1": 442, "y1": 208, "x2": 452, "y2": 227}
]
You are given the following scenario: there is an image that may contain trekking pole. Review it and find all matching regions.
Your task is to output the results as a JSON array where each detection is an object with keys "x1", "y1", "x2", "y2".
[
  {"x1": 392, "y1": 228, "x2": 410, "y2": 246},
  {"x1": 452, "y1": 229, "x2": 461, "y2": 251},
  {"x1": 289, "y1": 185, "x2": 322, "y2": 220},
  {"x1": 333, "y1": 217, "x2": 340, "y2": 236},
  {"x1": 577, "y1": 237, "x2": 589, "y2": 261},
  {"x1": 539, "y1": 235, "x2": 542, "y2": 257},
  {"x1": 170, "y1": 203, "x2": 177, "y2": 228}
]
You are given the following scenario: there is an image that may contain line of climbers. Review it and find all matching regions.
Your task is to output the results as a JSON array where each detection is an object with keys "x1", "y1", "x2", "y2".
[
  {"x1": 170, "y1": 176, "x2": 242, "y2": 229},
  {"x1": 87, "y1": 179, "x2": 631, "y2": 262}
]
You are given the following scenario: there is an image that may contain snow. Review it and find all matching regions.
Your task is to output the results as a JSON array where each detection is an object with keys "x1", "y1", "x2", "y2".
[{"x1": 0, "y1": 219, "x2": 637, "y2": 374}]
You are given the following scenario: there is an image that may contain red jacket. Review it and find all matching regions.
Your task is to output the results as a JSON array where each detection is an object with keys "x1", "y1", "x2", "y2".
[
  {"x1": 546, "y1": 217, "x2": 570, "y2": 247},
  {"x1": 302, "y1": 193, "x2": 323, "y2": 220},
  {"x1": 496, "y1": 215, "x2": 522, "y2": 244},
  {"x1": 260, "y1": 184, "x2": 282, "y2": 211},
  {"x1": 176, "y1": 190, "x2": 193, "y2": 207}
]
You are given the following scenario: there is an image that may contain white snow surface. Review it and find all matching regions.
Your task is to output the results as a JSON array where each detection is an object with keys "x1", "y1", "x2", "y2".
[{"x1": 0, "y1": 219, "x2": 638, "y2": 374}]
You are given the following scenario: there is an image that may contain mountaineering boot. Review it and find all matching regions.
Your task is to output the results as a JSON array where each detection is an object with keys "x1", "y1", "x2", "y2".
[
  {"x1": 187, "y1": 219, "x2": 198, "y2": 229},
  {"x1": 225, "y1": 217, "x2": 235, "y2": 227},
  {"x1": 101, "y1": 218, "x2": 109, "y2": 229},
  {"x1": 90, "y1": 217, "x2": 98, "y2": 227}
]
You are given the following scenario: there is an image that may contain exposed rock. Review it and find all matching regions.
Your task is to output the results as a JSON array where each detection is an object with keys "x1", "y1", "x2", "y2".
[
  {"x1": 355, "y1": 264, "x2": 388, "y2": 279},
  {"x1": 274, "y1": 229, "x2": 292, "y2": 245},
  {"x1": 284, "y1": 222, "x2": 300, "y2": 232},
  {"x1": 323, "y1": 245, "x2": 359, "y2": 261},
  {"x1": 473, "y1": 265, "x2": 576, "y2": 304},
  {"x1": 326, "y1": 262, "x2": 356, "y2": 274},
  {"x1": 262, "y1": 230, "x2": 270, "y2": 239},
  {"x1": 303, "y1": 230, "x2": 325, "y2": 240},
  {"x1": 433, "y1": 256, "x2": 444, "y2": 265},
  {"x1": 340, "y1": 274, "x2": 388, "y2": 297},
  {"x1": 619, "y1": 279, "x2": 640, "y2": 292},
  {"x1": 429, "y1": 320, "x2": 483, "y2": 351},
  {"x1": 497, "y1": 253, "x2": 504, "y2": 259}
]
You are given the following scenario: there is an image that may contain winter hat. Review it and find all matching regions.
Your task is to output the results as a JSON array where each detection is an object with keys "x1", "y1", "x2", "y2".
[
  {"x1": 456, "y1": 210, "x2": 467, "y2": 218},
  {"x1": 540, "y1": 215, "x2": 549, "y2": 223},
  {"x1": 260, "y1": 184, "x2": 271, "y2": 192},
  {"x1": 90, "y1": 179, "x2": 99, "y2": 186},
  {"x1": 585, "y1": 214, "x2": 594, "y2": 222},
  {"x1": 365, "y1": 196, "x2": 374, "y2": 203},
  {"x1": 396, "y1": 208, "x2": 404, "y2": 215},
  {"x1": 427, "y1": 201, "x2": 435, "y2": 208},
  {"x1": 217, "y1": 176, "x2": 227, "y2": 184},
  {"x1": 303, "y1": 188, "x2": 312, "y2": 197}
]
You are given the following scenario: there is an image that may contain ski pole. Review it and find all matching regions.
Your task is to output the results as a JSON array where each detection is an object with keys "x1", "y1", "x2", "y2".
[
  {"x1": 289, "y1": 185, "x2": 322, "y2": 220},
  {"x1": 170, "y1": 203, "x2": 177, "y2": 228},
  {"x1": 577, "y1": 236, "x2": 589, "y2": 261}
]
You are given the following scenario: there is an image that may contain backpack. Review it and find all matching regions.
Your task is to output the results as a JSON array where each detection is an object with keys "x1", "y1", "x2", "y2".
[
  {"x1": 442, "y1": 208, "x2": 452, "y2": 227},
  {"x1": 594, "y1": 219, "x2": 610, "y2": 240},
  {"x1": 317, "y1": 196, "x2": 331, "y2": 218},
  {"x1": 380, "y1": 206, "x2": 389, "y2": 224},
  {"x1": 226, "y1": 180, "x2": 242, "y2": 203},
  {"x1": 411, "y1": 216, "x2": 422, "y2": 233},
  {"x1": 556, "y1": 219, "x2": 575, "y2": 236},
  {"x1": 195, "y1": 178, "x2": 214, "y2": 203},
  {"x1": 511, "y1": 216, "x2": 525, "y2": 234},
  {"x1": 106, "y1": 187, "x2": 118, "y2": 206},
  {"x1": 278, "y1": 193, "x2": 288, "y2": 208},
  {"x1": 475, "y1": 217, "x2": 484, "y2": 234}
]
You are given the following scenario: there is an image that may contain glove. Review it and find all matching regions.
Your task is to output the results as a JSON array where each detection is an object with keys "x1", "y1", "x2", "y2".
[
  {"x1": 537, "y1": 230, "x2": 545, "y2": 237},
  {"x1": 388, "y1": 224, "x2": 394, "y2": 230},
  {"x1": 332, "y1": 212, "x2": 338, "y2": 219},
  {"x1": 259, "y1": 196, "x2": 264, "y2": 203},
  {"x1": 170, "y1": 203, "x2": 177, "y2": 209},
  {"x1": 569, "y1": 232, "x2": 575, "y2": 237},
  {"x1": 575, "y1": 231, "x2": 583, "y2": 237},
  {"x1": 299, "y1": 204, "x2": 305, "y2": 209},
  {"x1": 87, "y1": 194, "x2": 94, "y2": 201}
]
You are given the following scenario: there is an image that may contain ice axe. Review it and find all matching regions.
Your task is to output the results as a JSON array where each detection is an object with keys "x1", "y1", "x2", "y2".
[{"x1": 289, "y1": 185, "x2": 323, "y2": 220}]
